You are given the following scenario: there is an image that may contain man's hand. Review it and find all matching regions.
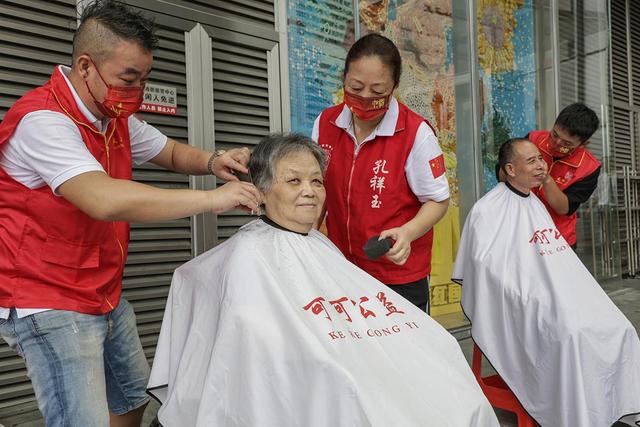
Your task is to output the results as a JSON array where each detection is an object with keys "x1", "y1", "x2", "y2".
[
  {"x1": 212, "y1": 147, "x2": 251, "y2": 181},
  {"x1": 57, "y1": 171, "x2": 263, "y2": 223},
  {"x1": 541, "y1": 166, "x2": 553, "y2": 186},
  {"x1": 150, "y1": 140, "x2": 252, "y2": 179},
  {"x1": 208, "y1": 180, "x2": 262, "y2": 214},
  {"x1": 541, "y1": 169, "x2": 569, "y2": 215},
  {"x1": 379, "y1": 226, "x2": 412, "y2": 265}
]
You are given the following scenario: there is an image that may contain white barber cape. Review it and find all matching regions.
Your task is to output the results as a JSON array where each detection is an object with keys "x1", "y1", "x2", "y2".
[
  {"x1": 148, "y1": 218, "x2": 498, "y2": 427},
  {"x1": 453, "y1": 182, "x2": 640, "y2": 427}
]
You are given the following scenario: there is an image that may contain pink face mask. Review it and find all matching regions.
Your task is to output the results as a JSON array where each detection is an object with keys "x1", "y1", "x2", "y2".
[
  {"x1": 343, "y1": 91, "x2": 390, "y2": 121},
  {"x1": 85, "y1": 57, "x2": 144, "y2": 119}
]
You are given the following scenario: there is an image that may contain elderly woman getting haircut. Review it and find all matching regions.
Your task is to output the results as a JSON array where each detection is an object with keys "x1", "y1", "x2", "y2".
[{"x1": 148, "y1": 134, "x2": 498, "y2": 427}]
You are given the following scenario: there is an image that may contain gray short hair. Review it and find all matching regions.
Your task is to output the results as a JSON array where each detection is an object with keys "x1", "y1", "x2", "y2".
[{"x1": 249, "y1": 133, "x2": 327, "y2": 193}]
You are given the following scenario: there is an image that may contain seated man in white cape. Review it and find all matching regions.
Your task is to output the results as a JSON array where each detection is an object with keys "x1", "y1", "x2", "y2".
[
  {"x1": 453, "y1": 137, "x2": 640, "y2": 427},
  {"x1": 147, "y1": 134, "x2": 498, "y2": 427}
]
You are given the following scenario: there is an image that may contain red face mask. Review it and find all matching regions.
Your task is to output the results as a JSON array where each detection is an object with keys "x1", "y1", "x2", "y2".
[
  {"x1": 549, "y1": 143, "x2": 574, "y2": 158},
  {"x1": 85, "y1": 58, "x2": 144, "y2": 119},
  {"x1": 549, "y1": 128, "x2": 583, "y2": 158},
  {"x1": 343, "y1": 91, "x2": 390, "y2": 121}
]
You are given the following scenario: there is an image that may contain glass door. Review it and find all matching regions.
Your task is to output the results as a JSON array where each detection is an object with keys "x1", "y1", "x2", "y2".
[
  {"x1": 476, "y1": 0, "x2": 555, "y2": 194},
  {"x1": 558, "y1": 0, "x2": 619, "y2": 278}
]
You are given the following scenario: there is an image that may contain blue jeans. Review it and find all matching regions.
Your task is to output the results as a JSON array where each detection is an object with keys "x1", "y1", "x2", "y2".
[{"x1": 0, "y1": 298, "x2": 150, "y2": 426}]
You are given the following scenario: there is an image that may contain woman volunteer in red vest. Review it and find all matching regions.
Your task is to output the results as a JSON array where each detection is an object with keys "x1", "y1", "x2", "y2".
[
  {"x1": 528, "y1": 103, "x2": 601, "y2": 248},
  {"x1": 312, "y1": 34, "x2": 450, "y2": 313}
]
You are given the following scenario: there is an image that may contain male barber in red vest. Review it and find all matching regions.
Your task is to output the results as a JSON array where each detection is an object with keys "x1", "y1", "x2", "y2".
[
  {"x1": 528, "y1": 103, "x2": 601, "y2": 249},
  {"x1": 0, "y1": 1, "x2": 260, "y2": 426}
]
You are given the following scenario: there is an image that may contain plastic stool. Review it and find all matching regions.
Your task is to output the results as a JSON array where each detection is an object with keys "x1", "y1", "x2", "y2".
[{"x1": 472, "y1": 344, "x2": 538, "y2": 427}]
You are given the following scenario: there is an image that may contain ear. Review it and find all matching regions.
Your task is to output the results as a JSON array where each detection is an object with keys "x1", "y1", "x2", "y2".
[
  {"x1": 74, "y1": 54, "x2": 91, "y2": 78},
  {"x1": 505, "y1": 163, "x2": 517, "y2": 178}
]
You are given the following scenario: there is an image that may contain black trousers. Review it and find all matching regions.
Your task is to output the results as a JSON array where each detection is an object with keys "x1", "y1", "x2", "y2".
[{"x1": 385, "y1": 276, "x2": 430, "y2": 314}]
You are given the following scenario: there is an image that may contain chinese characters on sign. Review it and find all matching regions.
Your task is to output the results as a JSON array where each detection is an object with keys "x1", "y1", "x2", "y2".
[
  {"x1": 370, "y1": 159, "x2": 389, "y2": 209},
  {"x1": 140, "y1": 84, "x2": 178, "y2": 115},
  {"x1": 529, "y1": 227, "x2": 568, "y2": 256}
]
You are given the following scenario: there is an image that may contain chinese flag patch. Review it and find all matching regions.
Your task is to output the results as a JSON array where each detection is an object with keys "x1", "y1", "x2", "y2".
[{"x1": 429, "y1": 154, "x2": 446, "y2": 178}]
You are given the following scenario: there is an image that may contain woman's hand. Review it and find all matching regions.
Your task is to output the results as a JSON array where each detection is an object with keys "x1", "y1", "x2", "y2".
[{"x1": 379, "y1": 226, "x2": 412, "y2": 265}]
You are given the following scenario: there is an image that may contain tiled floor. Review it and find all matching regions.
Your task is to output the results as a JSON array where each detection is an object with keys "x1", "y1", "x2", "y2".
[{"x1": 2, "y1": 277, "x2": 639, "y2": 427}]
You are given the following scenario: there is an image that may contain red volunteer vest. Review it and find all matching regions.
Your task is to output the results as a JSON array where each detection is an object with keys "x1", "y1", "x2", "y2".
[
  {"x1": 529, "y1": 130, "x2": 600, "y2": 246},
  {"x1": 0, "y1": 67, "x2": 132, "y2": 314},
  {"x1": 319, "y1": 102, "x2": 437, "y2": 284}
]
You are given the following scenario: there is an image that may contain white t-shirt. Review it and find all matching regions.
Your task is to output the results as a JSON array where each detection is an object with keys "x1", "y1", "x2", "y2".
[
  {"x1": 312, "y1": 97, "x2": 450, "y2": 203},
  {"x1": 0, "y1": 65, "x2": 167, "y2": 193},
  {"x1": 0, "y1": 65, "x2": 167, "y2": 318}
]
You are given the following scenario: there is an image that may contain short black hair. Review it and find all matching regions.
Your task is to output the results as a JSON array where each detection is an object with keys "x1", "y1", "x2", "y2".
[
  {"x1": 498, "y1": 137, "x2": 529, "y2": 173},
  {"x1": 343, "y1": 33, "x2": 402, "y2": 87},
  {"x1": 554, "y1": 103, "x2": 600, "y2": 142},
  {"x1": 73, "y1": 0, "x2": 158, "y2": 63}
]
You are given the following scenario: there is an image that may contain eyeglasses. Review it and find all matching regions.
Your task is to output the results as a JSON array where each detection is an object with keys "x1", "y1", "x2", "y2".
[{"x1": 551, "y1": 128, "x2": 583, "y2": 149}]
